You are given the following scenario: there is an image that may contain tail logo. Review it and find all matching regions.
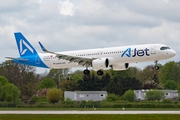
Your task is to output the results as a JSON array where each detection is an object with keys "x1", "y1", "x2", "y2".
[{"x1": 19, "y1": 39, "x2": 34, "y2": 55}]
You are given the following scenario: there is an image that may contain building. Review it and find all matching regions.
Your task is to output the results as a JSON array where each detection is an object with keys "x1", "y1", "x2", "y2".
[
  {"x1": 163, "y1": 90, "x2": 179, "y2": 99},
  {"x1": 134, "y1": 89, "x2": 147, "y2": 101},
  {"x1": 134, "y1": 89, "x2": 179, "y2": 101},
  {"x1": 64, "y1": 91, "x2": 107, "y2": 101}
]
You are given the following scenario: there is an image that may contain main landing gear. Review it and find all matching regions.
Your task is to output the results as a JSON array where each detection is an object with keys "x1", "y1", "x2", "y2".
[
  {"x1": 83, "y1": 69, "x2": 90, "y2": 75},
  {"x1": 97, "y1": 70, "x2": 104, "y2": 76},
  {"x1": 83, "y1": 69, "x2": 104, "y2": 76}
]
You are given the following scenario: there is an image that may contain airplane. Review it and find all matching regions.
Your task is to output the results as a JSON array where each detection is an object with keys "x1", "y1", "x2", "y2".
[{"x1": 6, "y1": 32, "x2": 176, "y2": 76}]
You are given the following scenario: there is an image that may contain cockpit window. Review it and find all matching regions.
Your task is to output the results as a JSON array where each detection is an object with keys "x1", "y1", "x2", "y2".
[{"x1": 160, "y1": 46, "x2": 170, "y2": 50}]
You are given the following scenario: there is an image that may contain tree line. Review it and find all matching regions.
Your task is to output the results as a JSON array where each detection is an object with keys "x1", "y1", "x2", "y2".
[{"x1": 0, "y1": 60, "x2": 180, "y2": 103}]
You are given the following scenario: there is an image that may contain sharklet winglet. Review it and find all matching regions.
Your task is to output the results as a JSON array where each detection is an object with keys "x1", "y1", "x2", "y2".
[
  {"x1": 38, "y1": 42, "x2": 55, "y2": 54},
  {"x1": 38, "y1": 42, "x2": 48, "y2": 52}
]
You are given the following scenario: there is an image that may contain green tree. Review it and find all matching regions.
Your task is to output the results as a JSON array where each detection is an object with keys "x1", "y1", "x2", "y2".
[
  {"x1": 129, "y1": 67, "x2": 142, "y2": 78},
  {"x1": 0, "y1": 76, "x2": 9, "y2": 85},
  {"x1": 164, "y1": 80, "x2": 178, "y2": 90},
  {"x1": 105, "y1": 77, "x2": 123, "y2": 95},
  {"x1": 59, "y1": 80, "x2": 78, "y2": 91},
  {"x1": 159, "y1": 61, "x2": 180, "y2": 84},
  {"x1": 46, "y1": 88, "x2": 63, "y2": 104},
  {"x1": 1, "y1": 83, "x2": 20, "y2": 102},
  {"x1": 0, "y1": 60, "x2": 37, "y2": 101},
  {"x1": 77, "y1": 74, "x2": 92, "y2": 91},
  {"x1": 123, "y1": 90, "x2": 135, "y2": 102},
  {"x1": 105, "y1": 77, "x2": 142, "y2": 96},
  {"x1": 105, "y1": 79, "x2": 118, "y2": 94},
  {"x1": 71, "y1": 70, "x2": 84, "y2": 81},
  {"x1": 47, "y1": 69, "x2": 69, "y2": 88},
  {"x1": 77, "y1": 72, "x2": 101, "y2": 91},
  {"x1": 136, "y1": 65, "x2": 156, "y2": 84},
  {"x1": 111, "y1": 69, "x2": 133, "y2": 79},
  {"x1": 119, "y1": 77, "x2": 143, "y2": 95},
  {"x1": 145, "y1": 90, "x2": 164, "y2": 101},
  {"x1": 0, "y1": 76, "x2": 9, "y2": 101},
  {"x1": 38, "y1": 78, "x2": 56, "y2": 89},
  {"x1": 101, "y1": 73, "x2": 111, "y2": 90},
  {"x1": 105, "y1": 94, "x2": 119, "y2": 102}
]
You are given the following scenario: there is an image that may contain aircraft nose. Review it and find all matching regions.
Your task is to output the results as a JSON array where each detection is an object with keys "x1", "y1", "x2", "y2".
[{"x1": 170, "y1": 49, "x2": 176, "y2": 57}]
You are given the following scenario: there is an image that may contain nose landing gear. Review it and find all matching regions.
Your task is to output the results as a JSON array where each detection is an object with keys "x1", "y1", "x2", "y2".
[
  {"x1": 154, "y1": 60, "x2": 159, "y2": 85},
  {"x1": 155, "y1": 66, "x2": 159, "y2": 70},
  {"x1": 154, "y1": 60, "x2": 159, "y2": 70}
]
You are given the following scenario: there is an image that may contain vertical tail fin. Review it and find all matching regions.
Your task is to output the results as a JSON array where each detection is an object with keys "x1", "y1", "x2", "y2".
[{"x1": 14, "y1": 32, "x2": 37, "y2": 57}]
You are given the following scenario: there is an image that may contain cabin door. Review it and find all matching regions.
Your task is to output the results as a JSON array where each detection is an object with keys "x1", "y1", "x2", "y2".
[{"x1": 151, "y1": 45, "x2": 156, "y2": 54}]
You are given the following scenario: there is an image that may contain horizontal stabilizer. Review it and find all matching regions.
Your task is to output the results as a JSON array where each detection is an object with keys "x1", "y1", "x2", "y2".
[{"x1": 5, "y1": 57, "x2": 29, "y2": 62}]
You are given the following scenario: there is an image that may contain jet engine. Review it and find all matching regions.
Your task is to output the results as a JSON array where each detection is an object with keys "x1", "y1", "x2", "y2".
[
  {"x1": 92, "y1": 58, "x2": 116, "y2": 70},
  {"x1": 111, "y1": 63, "x2": 129, "y2": 71}
]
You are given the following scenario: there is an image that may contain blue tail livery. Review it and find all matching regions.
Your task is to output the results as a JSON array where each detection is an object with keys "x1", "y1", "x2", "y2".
[
  {"x1": 6, "y1": 32, "x2": 48, "y2": 68},
  {"x1": 14, "y1": 33, "x2": 37, "y2": 57}
]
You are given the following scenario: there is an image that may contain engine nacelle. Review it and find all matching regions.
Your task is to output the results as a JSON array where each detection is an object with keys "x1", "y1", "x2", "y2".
[
  {"x1": 92, "y1": 58, "x2": 116, "y2": 70},
  {"x1": 111, "y1": 63, "x2": 129, "y2": 71}
]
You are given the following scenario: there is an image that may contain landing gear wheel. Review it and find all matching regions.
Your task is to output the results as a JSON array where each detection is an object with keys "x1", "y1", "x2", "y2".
[
  {"x1": 154, "y1": 60, "x2": 159, "y2": 70},
  {"x1": 83, "y1": 69, "x2": 90, "y2": 75},
  {"x1": 97, "y1": 70, "x2": 104, "y2": 76},
  {"x1": 155, "y1": 66, "x2": 159, "y2": 70}
]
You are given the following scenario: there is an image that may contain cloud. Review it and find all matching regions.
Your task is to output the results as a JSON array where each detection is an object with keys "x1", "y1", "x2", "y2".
[
  {"x1": 0, "y1": 0, "x2": 179, "y2": 73},
  {"x1": 59, "y1": 0, "x2": 75, "y2": 16}
]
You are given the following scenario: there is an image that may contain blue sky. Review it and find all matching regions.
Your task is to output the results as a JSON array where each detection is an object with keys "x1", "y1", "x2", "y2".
[{"x1": 0, "y1": 0, "x2": 179, "y2": 73}]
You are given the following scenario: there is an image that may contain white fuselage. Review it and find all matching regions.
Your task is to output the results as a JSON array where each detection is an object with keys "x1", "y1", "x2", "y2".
[
  {"x1": 10, "y1": 32, "x2": 176, "y2": 75},
  {"x1": 37, "y1": 44, "x2": 176, "y2": 69}
]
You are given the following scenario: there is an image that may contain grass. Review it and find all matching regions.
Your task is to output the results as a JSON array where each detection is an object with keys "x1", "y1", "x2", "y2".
[{"x1": 0, "y1": 114, "x2": 180, "y2": 120}]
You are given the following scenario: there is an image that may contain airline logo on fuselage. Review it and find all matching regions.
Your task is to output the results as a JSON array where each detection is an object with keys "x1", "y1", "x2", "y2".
[
  {"x1": 121, "y1": 47, "x2": 150, "y2": 58},
  {"x1": 19, "y1": 39, "x2": 34, "y2": 55}
]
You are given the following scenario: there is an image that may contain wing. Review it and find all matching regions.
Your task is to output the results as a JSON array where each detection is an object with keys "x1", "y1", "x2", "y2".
[{"x1": 38, "y1": 42, "x2": 93, "y2": 67}]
